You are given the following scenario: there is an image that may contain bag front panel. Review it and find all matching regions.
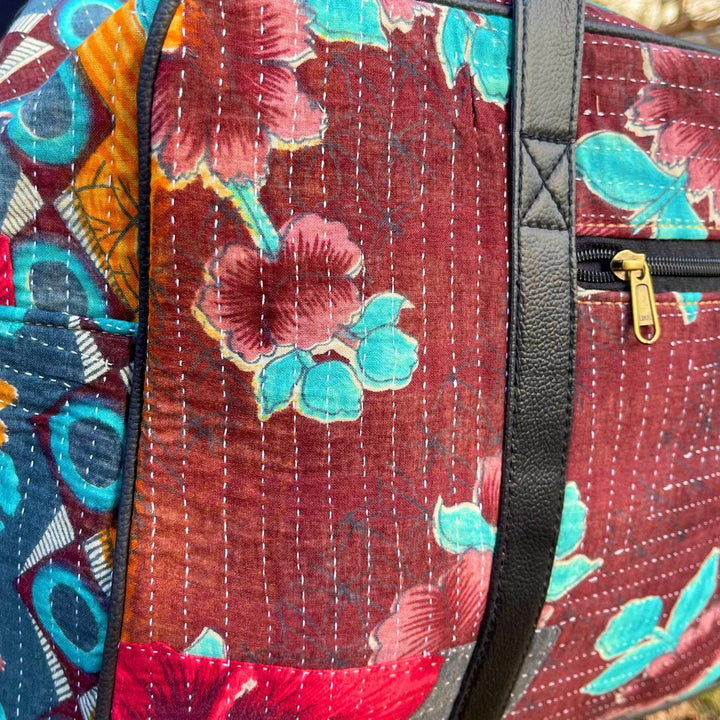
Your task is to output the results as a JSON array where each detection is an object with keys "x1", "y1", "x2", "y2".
[{"x1": 115, "y1": 1, "x2": 510, "y2": 717}]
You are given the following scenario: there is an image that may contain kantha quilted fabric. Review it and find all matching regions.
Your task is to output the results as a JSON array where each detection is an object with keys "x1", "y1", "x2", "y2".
[{"x1": 0, "y1": 0, "x2": 717, "y2": 719}]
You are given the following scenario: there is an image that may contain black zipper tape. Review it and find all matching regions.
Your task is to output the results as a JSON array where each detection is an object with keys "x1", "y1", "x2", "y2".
[{"x1": 577, "y1": 237, "x2": 720, "y2": 293}]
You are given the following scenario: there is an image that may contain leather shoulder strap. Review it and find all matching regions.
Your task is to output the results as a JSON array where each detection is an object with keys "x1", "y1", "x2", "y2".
[{"x1": 451, "y1": 1, "x2": 585, "y2": 718}]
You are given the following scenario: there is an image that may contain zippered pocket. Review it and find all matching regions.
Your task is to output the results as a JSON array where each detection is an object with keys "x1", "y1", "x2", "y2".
[{"x1": 577, "y1": 238, "x2": 720, "y2": 345}]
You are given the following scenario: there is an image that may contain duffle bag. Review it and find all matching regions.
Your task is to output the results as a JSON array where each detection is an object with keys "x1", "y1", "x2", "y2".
[{"x1": 0, "y1": 1, "x2": 718, "y2": 719}]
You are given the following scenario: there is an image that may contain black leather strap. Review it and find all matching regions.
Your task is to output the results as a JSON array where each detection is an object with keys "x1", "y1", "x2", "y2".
[
  {"x1": 94, "y1": 0, "x2": 183, "y2": 717},
  {"x1": 451, "y1": 1, "x2": 585, "y2": 718}
]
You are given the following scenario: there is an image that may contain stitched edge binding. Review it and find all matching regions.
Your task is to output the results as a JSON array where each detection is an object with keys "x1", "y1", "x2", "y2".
[{"x1": 93, "y1": 0, "x2": 183, "y2": 717}]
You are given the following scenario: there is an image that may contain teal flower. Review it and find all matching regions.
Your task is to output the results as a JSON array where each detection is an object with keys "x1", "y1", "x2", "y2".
[
  {"x1": 349, "y1": 293, "x2": 419, "y2": 392},
  {"x1": 304, "y1": 0, "x2": 433, "y2": 51},
  {"x1": 576, "y1": 131, "x2": 708, "y2": 240},
  {"x1": 433, "y1": 479, "x2": 601, "y2": 603},
  {"x1": 546, "y1": 482, "x2": 602, "y2": 602},
  {"x1": 674, "y1": 292, "x2": 703, "y2": 324}
]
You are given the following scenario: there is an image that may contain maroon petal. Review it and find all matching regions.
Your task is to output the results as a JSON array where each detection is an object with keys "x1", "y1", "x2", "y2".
[
  {"x1": 628, "y1": 86, "x2": 681, "y2": 133},
  {"x1": 268, "y1": 276, "x2": 360, "y2": 350},
  {"x1": 153, "y1": 57, "x2": 212, "y2": 179},
  {"x1": 475, "y1": 455, "x2": 501, "y2": 526},
  {"x1": 371, "y1": 584, "x2": 451, "y2": 664},
  {"x1": 443, "y1": 550, "x2": 492, "y2": 645},
  {"x1": 210, "y1": 109, "x2": 271, "y2": 183},
  {"x1": 654, "y1": 107, "x2": 715, "y2": 169},
  {"x1": 197, "y1": 243, "x2": 274, "y2": 363},
  {"x1": 224, "y1": 0, "x2": 315, "y2": 63},
  {"x1": 371, "y1": 550, "x2": 492, "y2": 664},
  {"x1": 686, "y1": 131, "x2": 720, "y2": 195},
  {"x1": 380, "y1": 0, "x2": 433, "y2": 24},
  {"x1": 257, "y1": 65, "x2": 325, "y2": 144}
]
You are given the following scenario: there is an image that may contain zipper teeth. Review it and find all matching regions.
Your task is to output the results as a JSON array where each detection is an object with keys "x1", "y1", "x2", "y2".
[{"x1": 577, "y1": 246, "x2": 720, "y2": 284}]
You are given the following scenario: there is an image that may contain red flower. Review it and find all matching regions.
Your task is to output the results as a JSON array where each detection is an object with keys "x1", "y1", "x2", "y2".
[
  {"x1": 196, "y1": 213, "x2": 362, "y2": 365},
  {"x1": 370, "y1": 549, "x2": 492, "y2": 664},
  {"x1": 627, "y1": 44, "x2": 720, "y2": 218},
  {"x1": 113, "y1": 642, "x2": 443, "y2": 720},
  {"x1": 152, "y1": 0, "x2": 325, "y2": 183}
]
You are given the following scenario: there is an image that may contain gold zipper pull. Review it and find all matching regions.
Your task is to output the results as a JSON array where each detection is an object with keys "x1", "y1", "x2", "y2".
[{"x1": 611, "y1": 250, "x2": 661, "y2": 345}]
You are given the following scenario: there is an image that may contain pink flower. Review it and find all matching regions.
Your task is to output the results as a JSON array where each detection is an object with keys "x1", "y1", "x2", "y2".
[
  {"x1": 152, "y1": 0, "x2": 325, "y2": 183},
  {"x1": 196, "y1": 214, "x2": 362, "y2": 365},
  {"x1": 370, "y1": 549, "x2": 492, "y2": 664},
  {"x1": 627, "y1": 44, "x2": 720, "y2": 219},
  {"x1": 113, "y1": 642, "x2": 443, "y2": 720},
  {"x1": 624, "y1": 603, "x2": 720, "y2": 694},
  {"x1": 474, "y1": 455, "x2": 501, "y2": 526},
  {"x1": 379, "y1": 0, "x2": 434, "y2": 28}
]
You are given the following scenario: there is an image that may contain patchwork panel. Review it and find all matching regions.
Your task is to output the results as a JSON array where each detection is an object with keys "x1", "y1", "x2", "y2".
[{"x1": 0, "y1": 308, "x2": 135, "y2": 720}]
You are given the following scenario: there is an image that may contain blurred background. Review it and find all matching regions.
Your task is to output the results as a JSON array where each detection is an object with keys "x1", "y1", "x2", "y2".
[
  {"x1": 0, "y1": 1, "x2": 24, "y2": 36},
  {"x1": 602, "y1": 0, "x2": 720, "y2": 47}
]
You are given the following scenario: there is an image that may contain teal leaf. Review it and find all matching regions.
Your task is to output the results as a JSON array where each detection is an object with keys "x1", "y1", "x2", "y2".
[
  {"x1": 184, "y1": 627, "x2": 227, "y2": 659},
  {"x1": 439, "y1": 8, "x2": 472, "y2": 86},
  {"x1": 0, "y1": 450, "x2": 20, "y2": 519},
  {"x1": 469, "y1": 16, "x2": 511, "y2": 104},
  {"x1": 298, "y1": 361, "x2": 362, "y2": 421},
  {"x1": 655, "y1": 191, "x2": 708, "y2": 240},
  {"x1": 675, "y1": 292, "x2": 702, "y2": 324},
  {"x1": 433, "y1": 498, "x2": 496, "y2": 554},
  {"x1": 228, "y1": 181, "x2": 282, "y2": 257},
  {"x1": 256, "y1": 352, "x2": 310, "y2": 419},
  {"x1": 596, "y1": 596, "x2": 664, "y2": 660},
  {"x1": 576, "y1": 132, "x2": 680, "y2": 210},
  {"x1": 355, "y1": 326, "x2": 418, "y2": 391},
  {"x1": 555, "y1": 482, "x2": 588, "y2": 559},
  {"x1": 349, "y1": 292, "x2": 410, "y2": 338},
  {"x1": 581, "y1": 639, "x2": 670, "y2": 696},
  {"x1": 305, "y1": 0, "x2": 387, "y2": 49},
  {"x1": 546, "y1": 554, "x2": 602, "y2": 602},
  {"x1": 666, "y1": 548, "x2": 719, "y2": 642}
]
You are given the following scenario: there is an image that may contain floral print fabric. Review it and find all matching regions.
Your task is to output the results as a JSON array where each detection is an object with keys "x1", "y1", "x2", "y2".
[
  {"x1": 0, "y1": 0, "x2": 718, "y2": 718},
  {"x1": 114, "y1": 2, "x2": 720, "y2": 719},
  {"x1": 119, "y1": 0, "x2": 511, "y2": 715}
]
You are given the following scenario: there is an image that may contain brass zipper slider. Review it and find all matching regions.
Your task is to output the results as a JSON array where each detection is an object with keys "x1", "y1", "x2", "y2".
[{"x1": 611, "y1": 250, "x2": 661, "y2": 345}]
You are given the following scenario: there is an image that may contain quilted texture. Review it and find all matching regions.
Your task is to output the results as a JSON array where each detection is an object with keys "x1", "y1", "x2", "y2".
[{"x1": 0, "y1": 0, "x2": 718, "y2": 719}]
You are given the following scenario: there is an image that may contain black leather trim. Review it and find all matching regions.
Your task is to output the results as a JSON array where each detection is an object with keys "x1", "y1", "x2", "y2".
[
  {"x1": 440, "y1": 0, "x2": 512, "y2": 17},
  {"x1": 450, "y1": 1, "x2": 584, "y2": 719},
  {"x1": 94, "y1": 0, "x2": 182, "y2": 717}
]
